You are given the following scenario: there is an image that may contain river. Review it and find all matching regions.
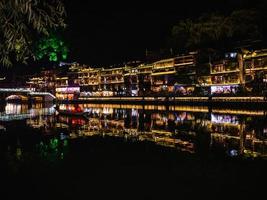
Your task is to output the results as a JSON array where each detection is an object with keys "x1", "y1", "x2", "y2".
[{"x1": 0, "y1": 103, "x2": 266, "y2": 198}]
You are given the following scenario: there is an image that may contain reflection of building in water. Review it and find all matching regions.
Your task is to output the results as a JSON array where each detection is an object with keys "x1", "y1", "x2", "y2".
[
  {"x1": 25, "y1": 105, "x2": 56, "y2": 134},
  {"x1": 63, "y1": 108, "x2": 197, "y2": 153},
  {"x1": 77, "y1": 107, "x2": 267, "y2": 157},
  {"x1": 208, "y1": 114, "x2": 267, "y2": 157},
  {"x1": 0, "y1": 103, "x2": 55, "y2": 122},
  {"x1": 20, "y1": 103, "x2": 267, "y2": 158},
  {"x1": 26, "y1": 114, "x2": 56, "y2": 133},
  {"x1": 5, "y1": 103, "x2": 28, "y2": 114}
]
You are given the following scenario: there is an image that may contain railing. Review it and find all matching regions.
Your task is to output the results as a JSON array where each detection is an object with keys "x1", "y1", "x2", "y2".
[
  {"x1": 78, "y1": 96, "x2": 209, "y2": 102},
  {"x1": 0, "y1": 88, "x2": 32, "y2": 92},
  {"x1": 29, "y1": 92, "x2": 56, "y2": 99},
  {"x1": 77, "y1": 96, "x2": 267, "y2": 104},
  {"x1": 211, "y1": 69, "x2": 239, "y2": 74},
  {"x1": 211, "y1": 96, "x2": 264, "y2": 102},
  {"x1": 0, "y1": 88, "x2": 56, "y2": 100}
]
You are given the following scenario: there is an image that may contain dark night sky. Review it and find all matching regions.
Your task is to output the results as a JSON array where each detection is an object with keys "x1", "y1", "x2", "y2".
[{"x1": 64, "y1": 0, "x2": 266, "y2": 66}]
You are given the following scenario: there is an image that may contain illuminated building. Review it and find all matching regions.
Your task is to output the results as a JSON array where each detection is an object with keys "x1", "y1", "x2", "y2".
[
  {"x1": 55, "y1": 63, "x2": 101, "y2": 99},
  {"x1": 100, "y1": 67, "x2": 125, "y2": 96},
  {"x1": 55, "y1": 87, "x2": 80, "y2": 100},
  {"x1": 151, "y1": 58, "x2": 176, "y2": 94},
  {"x1": 136, "y1": 64, "x2": 153, "y2": 96},
  {"x1": 243, "y1": 49, "x2": 267, "y2": 94},
  {"x1": 209, "y1": 52, "x2": 243, "y2": 95},
  {"x1": 27, "y1": 70, "x2": 57, "y2": 93},
  {"x1": 124, "y1": 66, "x2": 138, "y2": 96},
  {"x1": 196, "y1": 50, "x2": 246, "y2": 96},
  {"x1": 174, "y1": 52, "x2": 197, "y2": 95},
  {"x1": 56, "y1": 77, "x2": 68, "y2": 87},
  {"x1": 24, "y1": 48, "x2": 267, "y2": 99},
  {"x1": 149, "y1": 52, "x2": 197, "y2": 96},
  {"x1": 78, "y1": 68, "x2": 101, "y2": 97}
]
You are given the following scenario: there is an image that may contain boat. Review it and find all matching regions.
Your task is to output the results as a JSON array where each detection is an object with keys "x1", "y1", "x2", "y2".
[
  {"x1": 57, "y1": 109, "x2": 86, "y2": 116},
  {"x1": 54, "y1": 105, "x2": 89, "y2": 118}
]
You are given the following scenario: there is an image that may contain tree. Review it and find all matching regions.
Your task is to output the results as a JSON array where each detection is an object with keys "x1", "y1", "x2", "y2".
[
  {"x1": 35, "y1": 33, "x2": 68, "y2": 62},
  {"x1": 228, "y1": 9, "x2": 261, "y2": 41},
  {"x1": 0, "y1": 0, "x2": 66, "y2": 67},
  {"x1": 170, "y1": 9, "x2": 263, "y2": 52},
  {"x1": 171, "y1": 19, "x2": 196, "y2": 51}
]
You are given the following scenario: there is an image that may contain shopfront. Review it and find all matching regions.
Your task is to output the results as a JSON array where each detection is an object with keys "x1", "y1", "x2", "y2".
[
  {"x1": 55, "y1": 87, "x2": 80, "y2": 100},
  {"x1": 211, "y1": 85, "x2": 239, "y2": 95}
]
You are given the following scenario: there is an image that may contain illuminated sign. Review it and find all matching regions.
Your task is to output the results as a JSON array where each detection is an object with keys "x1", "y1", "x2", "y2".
[
  {"x1": 225, "y1": 52, "x2": 237, "y2": 58},
  {"x1": 56, "y1": 87, "x2": 80, "y2": 93},
  {"x1": 211, "y1": 114, "x2": 239, "y2": 125},
  {"x1": 211, "y1": 85, "x2": 238, "y2": 94}
]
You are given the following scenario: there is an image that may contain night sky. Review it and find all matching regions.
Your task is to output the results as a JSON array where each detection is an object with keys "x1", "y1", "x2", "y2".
[{"x1": 64, "y1": 0, "x2": 265, "y2": 66}]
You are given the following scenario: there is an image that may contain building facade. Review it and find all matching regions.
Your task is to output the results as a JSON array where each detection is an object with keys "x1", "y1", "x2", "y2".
[{"x1": 26, "y1": 48, "x2": 267, "y2": 99}]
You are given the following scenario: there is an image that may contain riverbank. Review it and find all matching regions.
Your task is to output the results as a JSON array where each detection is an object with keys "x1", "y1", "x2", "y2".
[{"x1": 57, "y1": 96, "x2": 267, "y2": 109}]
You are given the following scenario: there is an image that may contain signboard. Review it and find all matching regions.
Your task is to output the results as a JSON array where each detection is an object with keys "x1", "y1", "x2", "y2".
[{"x1": 56, "y1": 87, "x2": 80, "y2": 93}]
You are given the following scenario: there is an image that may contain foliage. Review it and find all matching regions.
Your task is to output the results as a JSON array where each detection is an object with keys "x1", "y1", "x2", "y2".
[
  {"x1": 0, "y1": 0, "x2": 66, "y2": 67},
  {"x1": 170, "y1": 9, "x2": 262, "y2": 52},
  {"x1": 35, "y1": 33, "x2": 68, "y2": 62}
]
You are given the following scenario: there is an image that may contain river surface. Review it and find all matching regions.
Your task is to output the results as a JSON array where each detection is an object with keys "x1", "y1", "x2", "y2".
[
  {"x1": 1, "y1": 103, "x2": 266, "y2": 158},
  {"x1": 0, "y1": 103, "x2": 267, "y2": 198}
]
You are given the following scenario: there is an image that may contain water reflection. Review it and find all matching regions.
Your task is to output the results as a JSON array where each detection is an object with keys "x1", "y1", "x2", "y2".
[
  {"x1": 36, "y1": 135, "x2": 69, "y2": 161},
  {"x1": 1, "y1": 103, "x2": 267, "y2": 159},
  {"x1": 0, "y1": 103, "x2": 55, "y2": 121}
]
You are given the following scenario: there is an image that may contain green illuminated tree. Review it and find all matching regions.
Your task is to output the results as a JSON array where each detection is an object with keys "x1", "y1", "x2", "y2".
[
  {"x1": 35, "y1": 33, "x2": 68, "y2": 62},
  {"x1": 0, "y1": 0, "x2": 66, "y2": 67}
]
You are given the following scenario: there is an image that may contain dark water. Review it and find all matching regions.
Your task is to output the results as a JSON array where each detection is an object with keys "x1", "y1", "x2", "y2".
[{"x1": 0, "y1": 103, "x2": 267, "y2": 198}]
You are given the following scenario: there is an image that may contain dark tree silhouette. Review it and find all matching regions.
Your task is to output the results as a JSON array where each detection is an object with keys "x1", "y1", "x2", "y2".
[
  {"x1": 170, "y1": 9, "x2": 263, "y2": 52},
  {"x1": 0, "y1": 0, "x2": 66, "y2": 67}
]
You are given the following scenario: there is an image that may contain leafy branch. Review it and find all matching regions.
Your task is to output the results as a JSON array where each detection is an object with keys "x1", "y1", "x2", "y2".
[{"x1": 0, "y1": 0, "x2": 66, "y2": 67}]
